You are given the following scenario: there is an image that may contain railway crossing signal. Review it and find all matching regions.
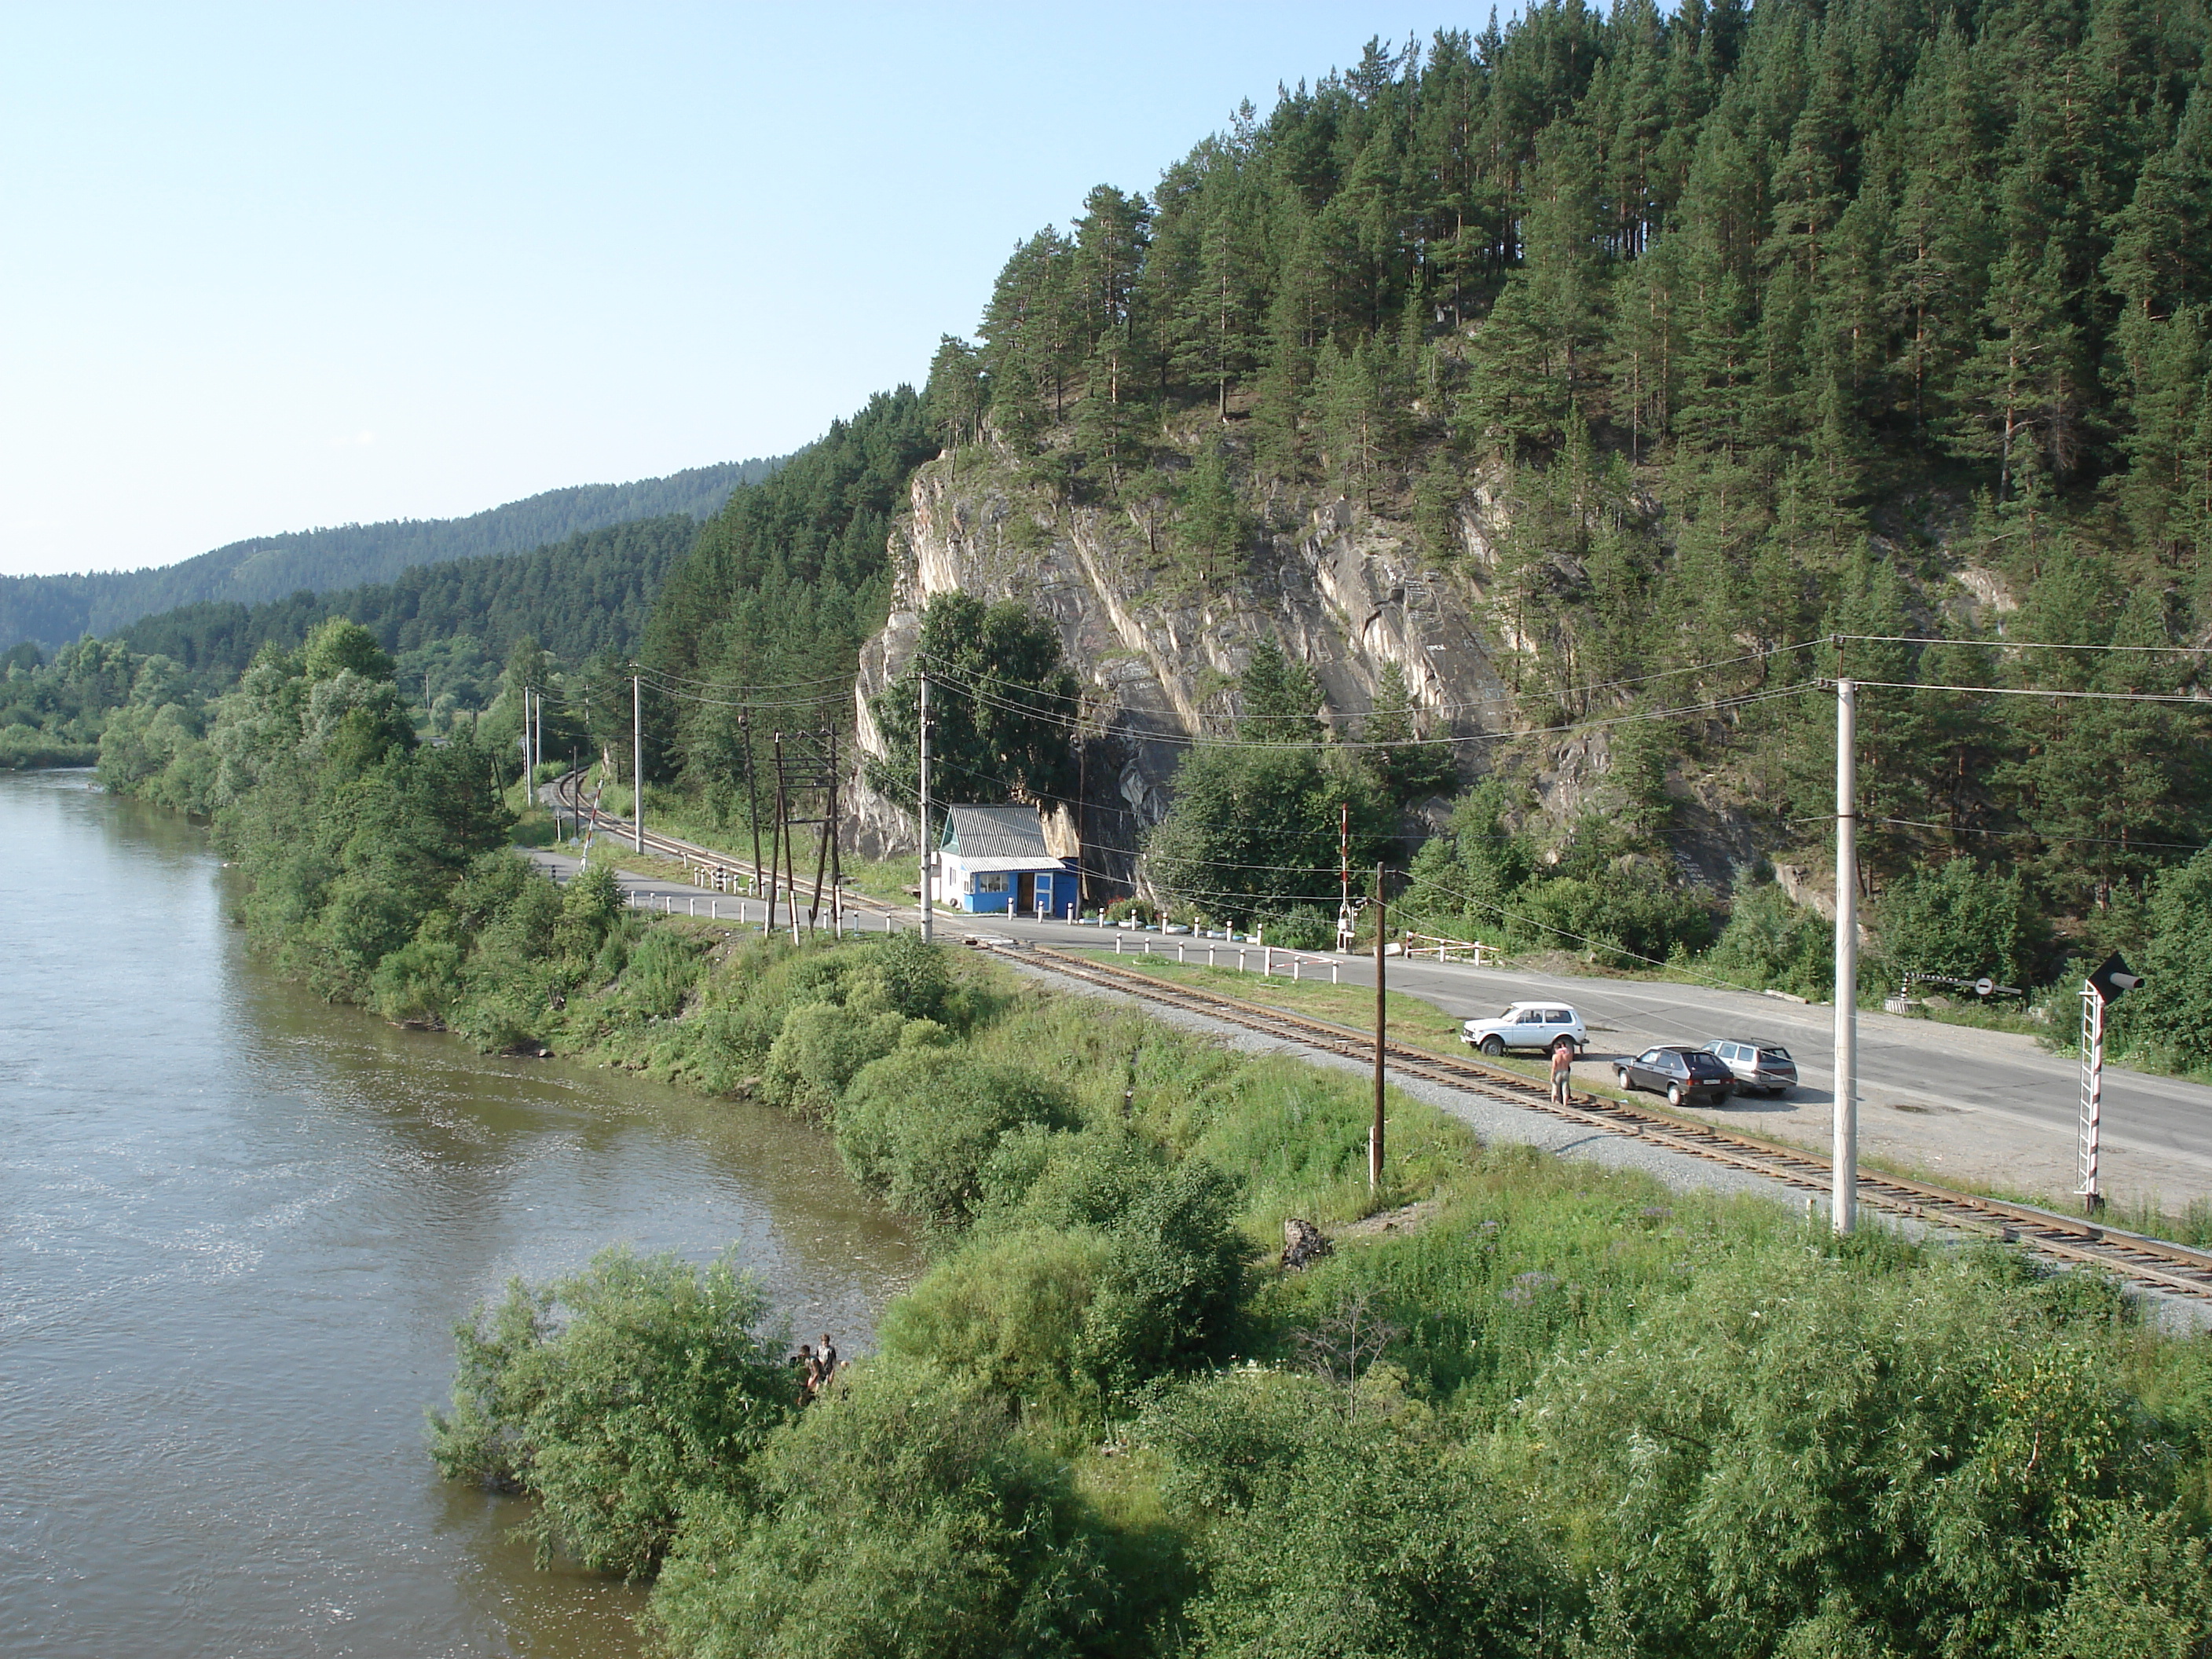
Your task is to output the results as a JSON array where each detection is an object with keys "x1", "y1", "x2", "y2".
[{"x1": 2078, "y1": 952, "x2": 2142, "y2": 1217}]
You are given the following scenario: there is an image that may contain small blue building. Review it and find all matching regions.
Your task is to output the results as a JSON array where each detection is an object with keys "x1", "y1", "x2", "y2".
[{"x1": 939, "y1": 805, "x2": 1079, "y2": 917}]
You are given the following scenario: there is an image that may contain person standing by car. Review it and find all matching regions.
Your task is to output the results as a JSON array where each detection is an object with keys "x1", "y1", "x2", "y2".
[{"x1": 1549, "y1": 1036, "x2": 1575, "y2": 1104}]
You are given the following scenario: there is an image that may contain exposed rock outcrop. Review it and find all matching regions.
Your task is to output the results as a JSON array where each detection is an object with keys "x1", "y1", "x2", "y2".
[{"x1": 848, "y1": 454, "x2": 1529, "y2": 881}]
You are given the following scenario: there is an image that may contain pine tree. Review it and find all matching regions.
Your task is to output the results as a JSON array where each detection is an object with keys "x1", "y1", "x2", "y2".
[
  {"x1": 1364, "y1": 657, "x2": 1459, "y2": 803},
  {"x1": 1180, "y1": 444, "x2": 1251, "y2": 584},
  {"x1": 922, "y1": 336, "x2": 985, "y2": 464},
  {"x1": 1236, "y1": 637, "x2": 1325, "y2": 743}
]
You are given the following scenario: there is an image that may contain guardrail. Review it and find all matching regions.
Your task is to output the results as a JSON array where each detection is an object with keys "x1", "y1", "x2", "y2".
[{"x1": 1112, "y1": 931, "x2": 1341, "y2": 983}]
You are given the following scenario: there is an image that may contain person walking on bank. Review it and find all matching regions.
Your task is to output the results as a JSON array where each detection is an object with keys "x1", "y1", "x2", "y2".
[{"x1": 1549, "y1": 1037, "x2": 1575, "y2": 1104}]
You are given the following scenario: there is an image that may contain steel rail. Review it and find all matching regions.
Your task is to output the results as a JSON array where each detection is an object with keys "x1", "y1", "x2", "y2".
[
  {"x1": 998, "y1": 942, "x2": 2212, "y2": 1301},
  {"x1": 547, "y1": 769, "x2": 903, "y2": 917},
  {"x1": 535, "y1": 775, "x2": 2212, "y2": 1298}
]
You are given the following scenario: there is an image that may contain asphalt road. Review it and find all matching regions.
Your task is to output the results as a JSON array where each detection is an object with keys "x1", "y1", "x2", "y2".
[{"x1": 535, "y1": 847, "x2": 2212, "y2": 1204}]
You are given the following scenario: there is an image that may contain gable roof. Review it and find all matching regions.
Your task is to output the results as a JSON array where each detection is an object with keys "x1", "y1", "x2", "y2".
[{"x1": 942, "y1": 804, "x2": 1051, "y2": 860}]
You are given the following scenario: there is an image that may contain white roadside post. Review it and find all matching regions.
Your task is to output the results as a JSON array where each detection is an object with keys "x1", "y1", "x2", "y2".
[
  {"x1": 632, "y1": 673, "x2": 644, "y2": 855},
  {"x1": 1833, "y1": 676, "x2": 1858, "y2": 1236}
]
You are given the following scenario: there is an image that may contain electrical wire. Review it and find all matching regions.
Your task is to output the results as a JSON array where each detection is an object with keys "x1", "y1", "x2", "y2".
[
  {"x1": 931, "y1": 668, "x2": 1814, "y2": 751},
  {"x1": 1839, "y1": 679, "x2": 2211, "y2": 705},
  {"x1": 915, "y1": 636, "x2": 1826, "y2": 723},
  {"x1": 1778, "y1": 813, "x2": 2211, "y2": 855},
  {"x1": 1837, "y1": 633, "x2": 2208, "y2": 657}
]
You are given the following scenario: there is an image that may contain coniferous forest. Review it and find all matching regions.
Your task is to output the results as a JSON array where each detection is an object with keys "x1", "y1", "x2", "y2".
[
  {"x1": 879, "y1": 0, "x2": 2212, "y2": 1019},
  {"x1": 0, "y1": 456, "x2": 784, "y2": 653}
]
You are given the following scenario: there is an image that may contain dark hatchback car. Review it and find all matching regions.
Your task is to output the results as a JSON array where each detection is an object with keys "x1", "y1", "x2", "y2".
[{"x1": 1615, "y1": 1046, "x2": 1736, "y2": 1107}]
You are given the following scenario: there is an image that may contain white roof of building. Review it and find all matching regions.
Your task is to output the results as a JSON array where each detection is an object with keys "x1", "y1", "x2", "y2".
[{"x1": 942, "y1": 804, "x2": 1053, "y2": 860}]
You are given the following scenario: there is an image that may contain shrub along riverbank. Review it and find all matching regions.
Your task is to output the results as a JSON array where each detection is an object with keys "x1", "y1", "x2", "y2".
[
  {"x1": 430, "y1": 918, "x2": 2212, "y2": 1657},
  {"x1": 100, "y1": 617, "x2": 2212, "y2": 1654}
]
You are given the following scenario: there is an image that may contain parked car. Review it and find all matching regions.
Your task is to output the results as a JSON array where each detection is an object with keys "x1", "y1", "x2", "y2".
[
  {"x1": 1615, "y1": 1046, "x2": 1735, "y2": 1107},
  {"x1": 1701, "y1": 1038, "x2": 1798, "y2": 1097},
  {"x1": 1462, "y1": 1002, "x2": 1587, "y2": 1057}
]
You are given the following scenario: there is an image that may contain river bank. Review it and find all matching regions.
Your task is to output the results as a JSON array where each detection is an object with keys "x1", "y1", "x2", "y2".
[{"x1": 0, "y1": 771, "x2": 919, "y2": 1659}]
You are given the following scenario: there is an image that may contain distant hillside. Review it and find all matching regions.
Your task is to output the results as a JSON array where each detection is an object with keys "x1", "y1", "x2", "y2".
[
  {"x1": 119, "y1": 514, "x2": 702, "y2": 679},
  {"x1": 0, "y1": 454, "x2": 789, "y2": 650}
]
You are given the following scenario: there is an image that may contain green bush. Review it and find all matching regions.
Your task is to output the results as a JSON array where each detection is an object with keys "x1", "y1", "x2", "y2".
[
  {"x1": 878, "y1": 1229, "x2": 1114, "y2": 1412},
  {"x1": 1155, "y1": 1372, "x2": 1563, "y2": 1658},
  {"x1": 1874, "y1": 858, "x2": 2042, "y2": 988},
  {"x1": 552, "y1": 860, "x2": 625, "y2": 961},
  {"x1": 428, "y1": 1246, "x2": 793, "y2": 1580},
  {"x1": 762, "y1": 1000, "x2": 908, "y2": 1118},
  {"x1": 1704, "y1": 878, "x2": 1834, "y2": 998},
  {"x1": 1530, "y1": 1243, "x2": 2155, "y2": 1655},
  {"x1": 1512, "y1": 866, "x2": 1715, "y2": 967},
  {"x1": 888, "y1": 1136, "x2": 1249, "y2": 1411},
  {"x1": 645, "y1": 1362, "x2": 1121, "y2": 1659},
  {"x1": 858, "y1": 928, "x2": 955, "y2": 1023},
  {"x1": 617, "y1": 927, "x2": 705, "y2": 1020},
  {"x1": 836, "y1": 1053, "x2": 1075, "y2": 1225},
  {"x1": 1256, "y1": 904, "x2": 1335, "y2": 951},
  {"x1": 2115, "y1": 849, "x2": 2212, "y2": 1074}
]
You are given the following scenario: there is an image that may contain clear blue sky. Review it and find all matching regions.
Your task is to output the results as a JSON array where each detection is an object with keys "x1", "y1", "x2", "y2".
[{"x1": 0, "y1": 3, "x2": 1492, "y2": 578}]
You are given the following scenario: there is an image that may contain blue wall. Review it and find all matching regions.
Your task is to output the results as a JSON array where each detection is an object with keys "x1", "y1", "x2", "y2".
[{"x1": 954, "y1": 866, "x2": 1079, "y2": 917}]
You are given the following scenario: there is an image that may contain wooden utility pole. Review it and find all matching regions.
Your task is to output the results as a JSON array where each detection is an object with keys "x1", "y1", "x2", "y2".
[
  {"x1": 631, "y1": 674, "x2": 644, "y2": 855},
  {"x1": 741, "y1": 712, "x2": 763, "y2": 923},
  {"x1": 807, "y1": 728, "x2": 833, "y2": 929},
  {"x1": 1371, "y1": 861, "x2": 1386, "y2": 1192},
  {"x1": 827, "y1": 726, "x2": 843, "y2": 936},
  {"x1": 918, "y1": 672, "x2": 933, "y2": 943}
]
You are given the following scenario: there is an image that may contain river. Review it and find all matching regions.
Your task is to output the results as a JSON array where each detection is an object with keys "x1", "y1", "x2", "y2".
[{"x1": 0, "y1": 771, "x2": 921, "y2": 1657}]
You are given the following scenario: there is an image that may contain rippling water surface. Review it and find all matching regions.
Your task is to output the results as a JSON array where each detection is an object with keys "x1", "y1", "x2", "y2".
[{"x1": 0, "y1": 771, "x2": 917, "y2": 1657}]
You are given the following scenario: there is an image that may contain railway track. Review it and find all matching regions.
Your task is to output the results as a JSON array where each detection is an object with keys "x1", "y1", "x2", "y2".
[
  {"x1": 536, "y1": 769, "x2": 2212, "y2": 1301},
  {"x1": 544, "y1": 769, "x2": 900, "y2": 916},
  {"x1": 993, "y1": 940, "x2": 2212, "y2": 1303}
]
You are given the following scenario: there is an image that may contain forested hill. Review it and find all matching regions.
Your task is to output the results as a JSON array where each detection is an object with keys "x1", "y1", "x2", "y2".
[
  {"x1": 0, "y1": 455, "x2": 789, "y2": 652},
  {"x1": 117, "y1": 514, "x2": 700, "y2": 680},
  {"x1": 644, "y1": 390, "x2": 934, "y2": 771},
  {"x1": 627, "y1": 0, "x2": 2212, "y2": 976}
]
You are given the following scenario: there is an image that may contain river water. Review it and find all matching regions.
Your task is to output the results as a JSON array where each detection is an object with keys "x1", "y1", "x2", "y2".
[{"x1": 0, "y1": 771, "x2": 920, "y2": 1657}]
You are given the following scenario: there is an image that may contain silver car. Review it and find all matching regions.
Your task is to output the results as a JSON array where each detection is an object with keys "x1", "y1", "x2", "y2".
[{"x1": 1702, "y1": 1039, "x2": 1797, "y2": 1097}]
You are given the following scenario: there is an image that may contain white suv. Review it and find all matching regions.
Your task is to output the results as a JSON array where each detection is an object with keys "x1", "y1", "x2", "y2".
[{"x1": 1463, "y1": 1002, "x2": 1588, "y2": 1057}]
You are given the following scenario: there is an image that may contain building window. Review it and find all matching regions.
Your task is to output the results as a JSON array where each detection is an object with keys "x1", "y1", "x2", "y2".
[{"x1": 976, "y1": 873, "x2": 1008, "y2": 894}]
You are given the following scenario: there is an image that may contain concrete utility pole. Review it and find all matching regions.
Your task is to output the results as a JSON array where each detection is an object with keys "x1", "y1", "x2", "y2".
[
  {"x1": 1833, "y1": 676, "x2": 1859, "y2": 1236},
  {"x1": 632, "y1": 674, "x2": 644, "y2": 854},
  {"x1": 918, "y1": 671, "x2": 933, "y2": 943},
  {"x1": 1371, "y1": 862, "x2": 1386, "y2": 1192}
]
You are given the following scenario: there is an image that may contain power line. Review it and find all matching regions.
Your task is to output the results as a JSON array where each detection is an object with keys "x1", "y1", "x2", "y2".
[
  {"x1": 932, "y1": 667, "x2": 1813, "y2": 751},
  {"x1": 1840, "y1": 678, "x2": 2210, "y2": 705},
  {"x1": 1837, "y1": 633, "x2": 2207, "y2": 657},
  {"x1": 1780, "y1": 813, "x2": 2210, "y2": 855},
  {"x1": 915, "y1": 636, "x2": 1824, "y2": 723}
]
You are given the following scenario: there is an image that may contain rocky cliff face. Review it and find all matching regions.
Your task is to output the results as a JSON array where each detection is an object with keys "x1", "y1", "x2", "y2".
[
  {"x1": 848, "y1": 454, "x2": 1560, "y2": 883},
  {"x1": 845, "y1": 453, "x2": 2031, "y2": 899}
]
